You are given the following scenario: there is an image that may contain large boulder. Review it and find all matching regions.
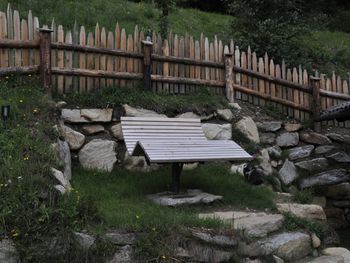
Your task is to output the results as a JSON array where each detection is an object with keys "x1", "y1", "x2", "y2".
[
  {"x1": 327, "y1": 152, "x2": 350, "y2": 163},
  {"x1": 267, "y1": 145, "x2": 282, "y2": 159},
  {"x1": 300, "y1": 131, "x2": 332, "y2": 145},
  {"x1": 315, "y1": 145, "x2": 336, "y2": 155},
  {"x1": 276, "y1": 203, "x2": 327, "y2": 222},
  {"x1": 123, "y1": 104, "x2": 166, "y2": 117},
  {"x1": 284, "y1": 123, "x2": 302, "y2": 132},
  {"x1": 61, "y1": 109, "x2": 113, "y2": 123},
  {"x1": 74, "y1": 232, "x2": 95, "y2": 249},
  {"x1": 325, "y1": 183, "x2": 350, "y2": 199},
  {"x1": 217, "y1": 109, "x2": 234, "y2": 122},
  {"x1": 51, "y1": 168, "x2": 71, "y2": 190},
  {"x1": 276, "y1": 133, "x2": 299, "y2": 147},
  {"x1": 295, "y1": 158, "x2": 329, "y2": 172},
  {"x1": 288, "y1": 145, "x2": 314, "y2": 161},
  {"x1": 81, "y1": 124, "x2": 105, "y2": 135},
  {"x1": 327, "y1": 133, "x2": 350, "y2": 144},
  {"x1": 238, "y1": 232, "x2": 311, "y2": 261},
  {"x1": 300, "y1": 169, "x2": 350, "y2": 189},
  {"x1": 202, "y1": 123, "x2": 232, "y2": 140},
  {"x1": 322, "y1": 247, "x2": 350, "y2": 262},
  {"x1": 279, "y1": 159, "x2": 298, "y2": 185},
  {"x1": 235, "y1": 117, "x2": 260, "y2": 143},
  {"x1": 0, "y1": 239, "x2": 18, "y2": 263},
  {"x1": 79, "y1": 139, "x2": 117, "y2": 172},
  {"x1": 256, "y1": 121, "x2": 282, "y2": 132},
  {"x1": 60, "y1": 125, "x2": 85, "y2": 150},
  {"x1": 258, "y1": 149, "x2": 273, "y2": 175},
  {"x1": 110, "y1": 123, "x2": 124, "y2": 140}
]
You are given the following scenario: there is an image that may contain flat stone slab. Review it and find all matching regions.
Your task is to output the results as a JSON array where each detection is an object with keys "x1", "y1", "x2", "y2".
[
  {"x1": 256, "y1": 121, "x2": 282, "y2": 132},
  {"x1": 199, "y1": 211, "x2": 234, "y2": 224},
  {"x1": 315, "y1": 145, "x2": 336, "y2": 155},
  {"x1": 322, "y1": 247, "x2": 350, "y2": 262},
  {"x1": 300, "y1": 131, "x2": 332, "y2": 145},
  {"x1": 295, "y1": 157, "x2": 329, "y2": 172},
  {"x1": 62, "y1": 109, "x2": 113, "y2": 123},
  {"x1": 306, "y1": 256, "x2": 344, "y2": 263},
  {"x1": 327, "y1": 152, "x2": 350, "y2": 163},
  {"x1": 288, "y1": 145, "x2": 315, "y2": 160},
  {"x1": 299, "y1": 169, "x2": 350, "y2": 189},
  {"x1": 327, "y1": 133, "x2": 350, "y2": 144},
  {"x1": 276, "y1": 132, "x2": 299, "y2": 147},
  {"x1": 233, "y1": 212, "x2": 284, "y2": 238},
  {"x1": 190, "y1": 229, "x2": 238, "y2": 247},
  {"x1": 276, "y1": 203, "x2": 327, "y2": 222},
  {"x1": 148, "y1": 189, "x2": 222, "y2": 206}
]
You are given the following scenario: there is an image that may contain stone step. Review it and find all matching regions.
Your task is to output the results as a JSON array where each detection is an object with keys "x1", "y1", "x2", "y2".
[
  {"x1": 199, "y1": 210, "x2": 284, "y2": 238},
  {"x1": 238, "y1": 231, "x2": 312, "y2": 261},
  {"x1": 276, "y1": 203, "x2": 327, "y2": 222}
]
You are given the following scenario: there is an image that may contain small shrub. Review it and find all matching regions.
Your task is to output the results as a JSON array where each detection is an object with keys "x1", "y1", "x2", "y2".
[
  {"x1": 283, "y1": 212, "x2": 326, "y2": 238},
  {"x1": 293, "y1": 189, "x2": 314, "y2": 204}
]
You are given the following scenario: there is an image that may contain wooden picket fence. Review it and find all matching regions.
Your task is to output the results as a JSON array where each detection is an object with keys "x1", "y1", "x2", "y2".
[{"x1": 0, "y1": 4, "x2": 349, "y2": 127}]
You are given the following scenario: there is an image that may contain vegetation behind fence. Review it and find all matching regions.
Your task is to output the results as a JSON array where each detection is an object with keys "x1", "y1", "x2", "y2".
[{"x1": 0, "y1": 4, "x2": 349, "y2": 127}]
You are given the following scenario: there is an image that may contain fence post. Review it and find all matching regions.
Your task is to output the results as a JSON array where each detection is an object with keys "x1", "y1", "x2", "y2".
[
  {"x1": 39, "y1": 28, "x2": 53, "y2": 96},
  {"x1": 141, "y1": 39, "x2": 153, "y2": 90},
  {"x1": 225, "y1": 53, "x2": 234, "y2": 102},
  {"x1": 310, "y1": 76, "x2": 321, "y2": 132}
]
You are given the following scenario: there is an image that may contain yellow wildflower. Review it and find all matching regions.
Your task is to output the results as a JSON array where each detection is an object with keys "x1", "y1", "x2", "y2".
[{"x1": 19, "y1": 99, "x2": 23, "y2": 103}]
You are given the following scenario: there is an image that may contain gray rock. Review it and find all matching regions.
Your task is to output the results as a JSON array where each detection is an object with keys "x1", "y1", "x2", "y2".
[
  {"x1": 239, "y1": 232, "x2": 311, "y2": 261},
  {"x1": 307, "y1": 256, "x2": 344, "y2": 263},
  {"x1": 300, "y1": 169, "x2": 350, "y2": 189},
  {"x1": 267, "y1": 145, "x2": 282, "y2": 159},
  {"x1": 202, "y1": 123, "x2": 232, "y2": 140},
  {"x1": 330, "y1": 200, "x2": 350, "y2": 208},
  {"x1": 288, "y1": 145, "x2": 314, "y2": 160},
  {"x1": 183, "y1": 163, "x2": 199, "y2": 170},
  {"x1": 274, "y1": 192, "x2": 294, "y2": 203},
  {"x1": 284, "y1": 123, "x2": 302, "y2": 132},
  {"x1": 276, "y1": 133, "x2": 299, "y2": 147},
  {"x1": 175, "y1": 112, "x2": 200, "y2": 119},
  {"x1": 327, "y1": 133, "x2": 350, "y2": 144},
  {"x1": 123, "y1": 104, "x2": 166, "y2": 117},
  {"x1": 230, "y1": 163, "x2": 246, "y2": 176},
  {"x1": 279, "y1": 159, "x2": 298, "y2": 185},
  {"x1": 57, "y1": 139, "x2": 72, "y2": 180},
  {"x1": 311, "y1": 233, "x2": 321, "y2": 248},
  {"x1": 181, "y1": 240, "x2": 233, "y2": 263},
  {"x1": 258, "y1": 149, "x2": 273, "y2": 175},
  {"x1": 198, "y1": 211, "x2": 234, "y2": 224},
  {"x1": 233, "y1": 211, "x2": 284, "y2": 238},
  {"x1": 74, "y1": 232, "x2": 95, "y2": 249},
  {"x1": 51, "y1": 168, "x2": 71, "y2": 189},
  {"x1": 124, "y1": 152, "x2": 157, "y2": 172},
  {"x1": 61, "y1": 108, "x2": 113, "y2": 123},
  {"x1": 217, "y1": 109, "x2": 234, "y2": 122},
  {"x1": 110, "y1": 123, "x2": 123, "y2": 140},
  {"x1": 190, "y1": 229, "x2": 237, "y2": 247},
  {"x1": 79, "y1": 139, "x2": 117, "y2": 172},
  {"x1": 148, "y1": 189, "x2": 222, "y2": 207},
  {"x1": 60, "y1": 125, "x2": 85, "y2": 150},
  {"x1": 273, "y1": 255, "x2": 284, "y2": 263},
  {"x1": 55, "y1": 101, "x2": 67, "y2": 108},
  {"x1": 260, "y1": 132, "x2": 276, "y2": 144},
  {"x1": 103, "y1": 232, "x2": 137, "y2": 245},
  {"x1": 229, "y1": 102, "x2": 242, "y2": 110},
  {"x1": 325, "y1": 183, "x2": 350, "y2": 199},
  {"x1": 295, "y1": 158, "x2": 328, "y2": 172},
  {"x1": 276, "y1": 203, "x2": 327, "y2": 222},
  {"x1": 235, "y1": 117, "x2": 260, "y2": 143},
  {"x1": 0, "y1": 238, "x2": 18, "y2": 263},
  {"x1": 327, "y1": 152, "x2": 350, "y2": 163},
  {"x1": 322, "y1": 247, "x2": 350, "y2": 262},
  {"x1": 315, "y1": 145, "x2": 336, "y2": 155},
  {"x1": 81, "y1": 124, "x2": 105, "y2": 134},
  {"x1": 257, "y1": 121, "x2": 282, "y2": 132},
  {"x1": 300, "y1": 131, "x2": 332, "y2": 145},
  {"x1": 107, "y1": 245, "x2": 133, "y2": 263}
]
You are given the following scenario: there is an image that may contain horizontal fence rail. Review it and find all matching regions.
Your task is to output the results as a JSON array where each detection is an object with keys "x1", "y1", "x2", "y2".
[{"x1": 0, "y1": 4, "x2": 349, "y2": 128}]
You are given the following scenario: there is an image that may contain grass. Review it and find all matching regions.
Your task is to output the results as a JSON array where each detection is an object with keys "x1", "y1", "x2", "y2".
[
  {"x1": 0, "y1": 76, "x2": 103, "y2": 262},
  {"x1": 60, "y1": 85, "x2": 229, "y2": 116},
  {"x1": 72, "y1": 164, "x2": 275, "y2": 229},
  {"x1": 72, "y1": 163, "x2": 275, "y2": 258}
]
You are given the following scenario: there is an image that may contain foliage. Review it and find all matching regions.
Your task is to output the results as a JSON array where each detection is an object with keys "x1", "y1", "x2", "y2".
[
  {"x1": 0, "y1": 76, "x2": 100, "y2": 262},
  {"x1": 260, "y1": 103, "x2": 285, "y2": 120},
  {"x1": 154, "y1": 0, "x2": 176, "y2": 39},
  {"x1": 293, "y1": 189, "x2": 314, "y2": 204},
  {"x1": 224, "y1": 0, "x2": 311, "y2": 66},
  {"x1": 59, "y1": 85, "x2": 228, "y2": 116}
]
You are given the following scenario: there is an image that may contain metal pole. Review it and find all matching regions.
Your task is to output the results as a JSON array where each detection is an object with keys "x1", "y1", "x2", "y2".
[{"x1": 171, "y1": 163, "x2": 183, "y2": 194}]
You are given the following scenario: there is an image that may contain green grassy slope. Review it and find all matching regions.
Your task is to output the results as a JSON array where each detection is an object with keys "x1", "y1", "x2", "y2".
[{"x1": 2, "y1": 0, "x2": 349, "y2": 75}]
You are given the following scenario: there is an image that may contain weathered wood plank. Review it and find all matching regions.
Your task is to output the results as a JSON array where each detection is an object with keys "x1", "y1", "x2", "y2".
[
  {"x1": 86, "y1": 32, "x2": 94, "y2": 92},
  {"x1": 79, "y1": 26, "x2": 86, "y2": 93},
  {"x1": 57, "y1": 25, "x2": 64, "y2": 94},
  {"x1": 107, "y1": 31, "x2": 114, "y2": 87},
  {"x1": 100, "y1": 27, "x2": 107, "y2": 88},
  {"x1": 65, "y1": 31, "x2": 73, "y2": 93}
]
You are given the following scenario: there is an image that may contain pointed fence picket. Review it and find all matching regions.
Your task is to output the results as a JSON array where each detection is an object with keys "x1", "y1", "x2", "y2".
[{"x1": 0, "y1": 4, "x2": 349, "y2": 127}]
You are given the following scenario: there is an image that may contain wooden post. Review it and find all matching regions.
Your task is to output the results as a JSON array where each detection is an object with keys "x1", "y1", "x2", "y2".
[
  {"x1": 225, "y1": 53, "x2": 234, "y2": 102},
  {"x1": 39, "y1": 28, "x2": 53, "y2": 95},
  {"x1": 141, "y1": 39, "x2": 153, "y2": 90},
  {"x1": 310, "y1": 76, "x2": 321, "y2": 132}
]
